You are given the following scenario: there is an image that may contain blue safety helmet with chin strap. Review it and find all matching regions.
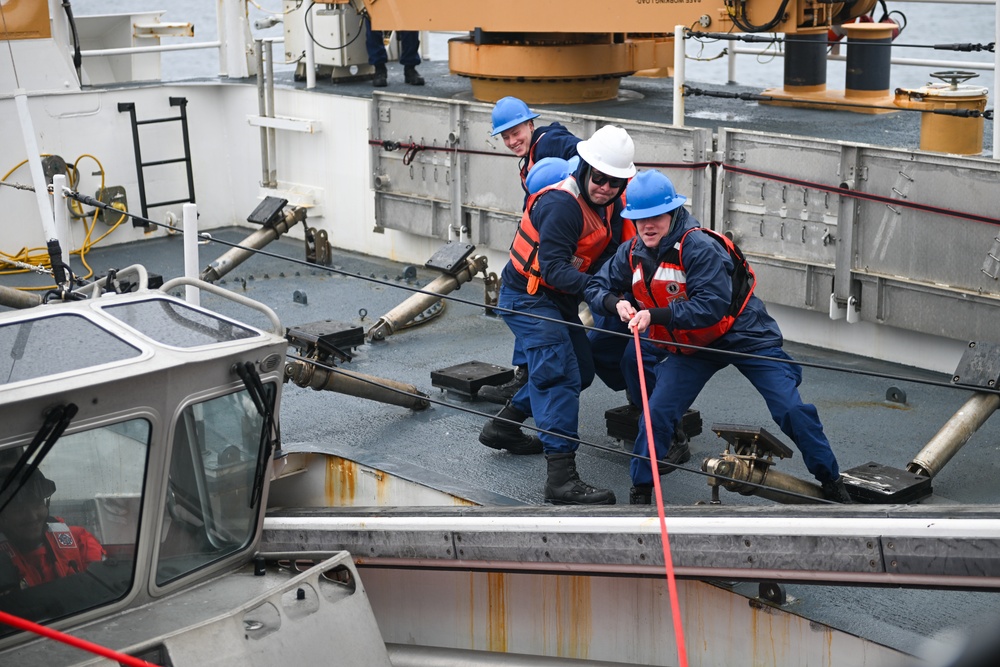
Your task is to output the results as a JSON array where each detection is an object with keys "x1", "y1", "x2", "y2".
[
  {"x1": 621, "y1": 170, "x2": 687, "y2": 219},
  {"x1": 526, "y1": 156, "x2": 579, "y2": 194},
  {"x1": 491, "y1": 97, "x2": 540, "y2": 136}
]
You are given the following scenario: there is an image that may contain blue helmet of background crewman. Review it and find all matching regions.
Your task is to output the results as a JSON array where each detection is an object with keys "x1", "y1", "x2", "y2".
[
  {"x1": 491, "y1": 97, "x2": 540, "y2": 136},
  {"x1": 525, "y1": 156, "x2": 580, "y2": 195}
]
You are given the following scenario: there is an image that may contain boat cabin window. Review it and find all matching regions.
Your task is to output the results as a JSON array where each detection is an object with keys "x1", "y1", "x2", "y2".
[
  {"x1": 0, "y1": 314, "x2": 140, "y2": 385},
  {"x1": 156, "y1": 386, "x2": 271, "y2": 586},
  {"x1": 101, "y1": 298, "x2": 259, "y2": 348},
  {"x1": 0, "y1": 418, "x2": 149, "y2": 636}
]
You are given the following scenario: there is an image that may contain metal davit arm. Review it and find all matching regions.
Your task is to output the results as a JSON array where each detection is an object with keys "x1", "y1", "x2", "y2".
[{"x1": 908, "y1": 341, "x2": 1000, "y2": 478}]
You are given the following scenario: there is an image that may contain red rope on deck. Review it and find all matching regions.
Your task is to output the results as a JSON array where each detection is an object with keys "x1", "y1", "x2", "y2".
[
  {"x1": 0, "y1": 609, "x2": 160, "y2": 667},
  {"x1": 632, "y1": 327, "x2": 689, "y2": 667}
]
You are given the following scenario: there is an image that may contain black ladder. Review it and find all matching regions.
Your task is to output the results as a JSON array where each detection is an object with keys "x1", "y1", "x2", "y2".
[{"x1": 118, "y1": 97, "x2": 196, "y2": 227}]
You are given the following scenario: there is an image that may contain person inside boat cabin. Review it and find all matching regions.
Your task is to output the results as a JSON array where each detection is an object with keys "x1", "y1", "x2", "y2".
[
  {"x1": 585, "y1": 170, "x2": 854, "y2": 505},
  {"x1": 0, "y1": 462, "x2": 106, "y2": 593},
  {"x1": 478, "y1": 125, "x2": 639, "y2": 505},
  {"x1": 364, "y1": 15, "x2": 424, "y2": 88}
]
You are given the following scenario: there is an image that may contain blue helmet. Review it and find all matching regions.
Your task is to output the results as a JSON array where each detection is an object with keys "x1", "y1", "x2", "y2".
[
  {"x1": 526, "y1": 157, "x2": 573, "y2": 194},
  {"x1": 491, "y1": 97, "x2": 540, "y2": 136},
  {"x1": 621, "y1": 170, "x2": 687, "y2": 220}
]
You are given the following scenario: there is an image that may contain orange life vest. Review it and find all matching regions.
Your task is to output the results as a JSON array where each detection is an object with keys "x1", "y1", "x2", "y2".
[
  {"x1": 620, "y1": 194, "x2": 636, "y2": 242},
  {"x1": 509, "y1": 176, "x2": 614, "y2": 294},
  {"x1": 0, "y1": 520, "x2": 106, "y2": 589},
  {"x1": 629, "y1": 228, "x2": 756, "y2": 353}
]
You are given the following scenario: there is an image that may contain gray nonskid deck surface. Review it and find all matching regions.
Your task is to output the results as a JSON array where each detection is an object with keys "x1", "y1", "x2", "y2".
[{"x1": 6, "y1": 229, "x2": 1000, "y2": 657}]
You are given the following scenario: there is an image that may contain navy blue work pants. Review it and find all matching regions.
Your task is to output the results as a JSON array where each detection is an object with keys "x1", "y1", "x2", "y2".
[
  {"x1": 365, "y1": 20, "x2": 421, "y2": 67},
  {"x1": 510, "y1": 309, "x2": 626, "y2": 389},
  {"x1": 588, "y1": 309, "x2": 629, "y2": 392},
  {"x1": 621, "y1": 338, "x2": 840, "y2": 486},
  {"x1": 499, "y1": 285, "x2": 594, "y2": 454}
]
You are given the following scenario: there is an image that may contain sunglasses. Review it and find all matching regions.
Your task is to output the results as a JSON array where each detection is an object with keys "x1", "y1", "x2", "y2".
[{"x1": 590, "y1": 171, "x2": 627, "y2": 189}]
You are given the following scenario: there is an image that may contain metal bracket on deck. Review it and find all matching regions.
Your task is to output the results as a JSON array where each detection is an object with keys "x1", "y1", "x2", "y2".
[{"x1": 431, "y1": 361, "x2": 514, "y2": 398}]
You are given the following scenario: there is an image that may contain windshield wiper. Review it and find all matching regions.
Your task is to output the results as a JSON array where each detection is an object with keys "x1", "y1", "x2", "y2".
[
  {"x1": 234, "y1": 362, "x2": 280, "y2": 509},
  {"x1": 0, "y1": 403, "x2": 78, "y2": 513}
]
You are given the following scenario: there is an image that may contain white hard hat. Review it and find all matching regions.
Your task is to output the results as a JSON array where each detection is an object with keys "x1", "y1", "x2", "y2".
[{"x1": 576, "y1": 125, "x2": 636, "y2": 179}]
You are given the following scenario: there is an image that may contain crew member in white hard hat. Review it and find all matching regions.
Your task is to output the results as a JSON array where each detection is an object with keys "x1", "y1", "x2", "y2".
[
  {"x1": 477, "y1": 125, "x2": 638, "y2": 506},
  {"x1": 586, "y1": 169, "x2": 853, "y2": 505}
]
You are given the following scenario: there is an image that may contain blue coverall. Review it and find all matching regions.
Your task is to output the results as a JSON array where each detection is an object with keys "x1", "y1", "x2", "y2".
[{"x1": 586, "y1": 207, "x2": 842, "y2": 486}]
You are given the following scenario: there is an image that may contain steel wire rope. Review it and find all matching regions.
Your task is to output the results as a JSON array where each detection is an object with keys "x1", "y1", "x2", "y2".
[
  {"x1": 60, "y1": 186, "x2": 1000, "y2": 400},
  {"x1": 284, "y1": 352, "x2": 838, "y2": 504},
  {"x1": 371, "y1": 138, "x2": 997, "y2": 221},
  {"x1": 688, "y1": 31, "x2": 995, "y2": 53},
  {"x1": 59, "y1": 187, "x2": 999, "y2": 395},
  {"x1": 717, "y1": 161, "x2": 1000, "y2": 224},
  {"x1": 1, "y1": 157, "x2": 129, "y2": 286},
  {"x1": 369, "y1": 139, "x2": 710, "y2": 170},
  {"x1": 683, "y1": 85, "x2": 995, "y2": 119},
  {"x1": 60, "y1": 188, "x2": 991, "y2": 503}
]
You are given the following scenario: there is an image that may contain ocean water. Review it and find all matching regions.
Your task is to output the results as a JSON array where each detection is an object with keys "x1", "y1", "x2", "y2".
[{"x1": 72, "y1": 0, "x2": 995, "y2": 94}]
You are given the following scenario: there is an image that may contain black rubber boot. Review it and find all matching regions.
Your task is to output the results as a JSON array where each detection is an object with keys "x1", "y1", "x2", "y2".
[
  {"x1": 478, "y1": 366, "x2": 528, "y2": 405},
  {"x1": 372, "y1": 63, "x2": 388, "y2": 87},
  {"x1": 544, "y1": 452, "x2": 616, "y2": 505},
  {"x1": 403, "y1": 65, "x2": 425, "y2": 85},
  {"x1": 478, "y1": 403, "x2": 542, "y2": 455},
  {"x1": 661, "y1": 436, "x2": 692, "y2": 474},
  {"x1": 629, "y1": 485, "x2": 653, "y2": 505},
  {"x1": 821, "y1": 476, "x2": 853, "y2": 503}
]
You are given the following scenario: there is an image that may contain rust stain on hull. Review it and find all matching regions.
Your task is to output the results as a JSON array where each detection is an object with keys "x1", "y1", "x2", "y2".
[
  {"x1": 325, "y1": 456, "x2": 357, "y2": 506},
  {"x1": 487, "y1": 572, "x2": 508, "y2": 653}
]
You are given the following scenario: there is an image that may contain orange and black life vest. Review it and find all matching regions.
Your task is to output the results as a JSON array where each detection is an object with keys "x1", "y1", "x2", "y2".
[
  {"x1": 509, "y1": 176, "x2": 615, "y2": 295},
  {"x1": 0, "y1": 520, "x2": 106, "y2": 589},
  {"x1": 629, "y1": 228, "x2": 756, "y2": 353}
]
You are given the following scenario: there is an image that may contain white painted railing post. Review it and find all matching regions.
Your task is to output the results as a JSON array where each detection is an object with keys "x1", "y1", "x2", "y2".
[
  {"x1": 673, "y1": 26, "x2": 686, "y2": 127},
  {"x1": 15, "y1": 91, "x2": 56, "y2": 242},
  {"x1": 183, "y1": 203, "x2": 200, "y2": 306},
  {"x1": 51, "y1": 174, "x2": 72, "y2": 270}
]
